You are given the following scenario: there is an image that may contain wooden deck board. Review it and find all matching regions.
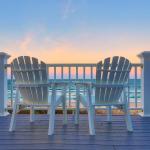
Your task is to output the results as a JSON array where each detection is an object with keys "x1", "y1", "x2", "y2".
[{"x1": 0, "y1": 114, "x2": 150, "y2": 150}]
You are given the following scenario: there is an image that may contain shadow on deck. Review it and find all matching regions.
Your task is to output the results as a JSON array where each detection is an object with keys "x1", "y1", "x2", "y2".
[{"x1": 0, "y1": 114, "x2": 150, "y2": 150}]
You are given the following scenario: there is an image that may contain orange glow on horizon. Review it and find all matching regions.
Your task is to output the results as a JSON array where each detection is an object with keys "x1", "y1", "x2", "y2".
[
  {"x1": 5, "y1": 48, "x2": 141, "y2": 64},
  {"x1": 2, "y1": 31, "x2": 146, "y2": 64}
]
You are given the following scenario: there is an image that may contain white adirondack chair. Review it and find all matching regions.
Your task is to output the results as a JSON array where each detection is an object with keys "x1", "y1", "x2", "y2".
[
  {"x1": 9, "y1": 56, "x2": 67, "y2": 135},
  {"x1": 76, "y1": 56, "x2": 133, "y2": 135}
]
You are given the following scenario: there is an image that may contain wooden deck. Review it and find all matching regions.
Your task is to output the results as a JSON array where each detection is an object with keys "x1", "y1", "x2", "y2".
[{"x1": 0, "y1": 114, "x2": 150, "y2": 150}]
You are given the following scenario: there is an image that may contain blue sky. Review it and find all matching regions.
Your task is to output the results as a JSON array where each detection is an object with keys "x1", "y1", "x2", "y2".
[{"x1": 0, "y1": 0, "x2": 150, "y2": 63}]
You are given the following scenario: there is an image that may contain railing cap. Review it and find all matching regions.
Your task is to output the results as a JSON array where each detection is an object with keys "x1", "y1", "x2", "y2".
[
  {"x1": 0, "y1": 52, "x2": 10, "y2": 58},
  {"x1": 138, "y1": 51, "x2": 150, "y2": 58}
]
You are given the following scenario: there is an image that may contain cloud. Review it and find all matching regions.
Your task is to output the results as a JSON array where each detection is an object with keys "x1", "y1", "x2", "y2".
[
  {"x1": 19, "y1": 33, "x2": 33, "y2": 51},
  {"x1": 1, "y1": 26, "x2": 149, "y2": 64},
  {"x1": 62, "y1": 0, "x2": 76, "y2": 20}
]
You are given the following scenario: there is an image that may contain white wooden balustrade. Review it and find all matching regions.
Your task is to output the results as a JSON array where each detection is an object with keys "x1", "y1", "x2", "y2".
[{"x1": 0, "y1": 52, "x2": 149, "y2": 116}]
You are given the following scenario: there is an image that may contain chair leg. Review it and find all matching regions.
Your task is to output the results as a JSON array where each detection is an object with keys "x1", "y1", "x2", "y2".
[
  {"x1": 30, "y1": 105, "x2": 34, "y2": 122},
  {"x1": 62, "y1": 99, "x2": 67, "y2": 125},
  {"x1": 9, "y1": 104, "x2": 17, "y2": 132},
  {"x1": 48, "y1": 85, "x2": 56, "y2": 135},
  {"x1": 48, "y1": 105, "x2": 55, "y2": 135},
  {"x1": 93, "y1": 108, "x2": 96, "y2": 121},
  {"x1": 47, "y1": 107, "x2": 50, "y2": 115},
  {"x1": 88, "y1": 105, "x2": 95, "y2": 135},
  {"x1": 124, "y1": 105, "x2": 133, "y2": 132},
  {"x1": 107, "y1": 106, "x2": 112, "y2": 122},
  {"x1": 75, "y1": 98, "x2": 80, "y2": 125}
]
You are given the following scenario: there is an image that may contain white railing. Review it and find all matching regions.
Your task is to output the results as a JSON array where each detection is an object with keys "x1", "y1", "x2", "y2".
[
  {"x1": 7, "y1": 63, "x2": 143, "y2": 110},
  {"x1": 129, "y1": 64, "x2": 143, "y2": 109},
  {"x1": 2, "y1": 52, "x2": 150, "y2": 117}
]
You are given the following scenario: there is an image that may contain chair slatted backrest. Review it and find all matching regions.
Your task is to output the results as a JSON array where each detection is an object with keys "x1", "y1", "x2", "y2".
[
  {"x1": 95, "y1": 56, "x2": 131, "y2": 104},
  {"x1": 11, "y1": 56, "x2": 48, "y2": 105}
]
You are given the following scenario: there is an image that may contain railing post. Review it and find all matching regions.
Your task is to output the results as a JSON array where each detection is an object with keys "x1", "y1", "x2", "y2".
[
  {"x1": 0, "y1": 52, "x2": 10, "y2": 116},
  {"x1": 138, "y1": 51, "x2": 150, "y2": 117}
]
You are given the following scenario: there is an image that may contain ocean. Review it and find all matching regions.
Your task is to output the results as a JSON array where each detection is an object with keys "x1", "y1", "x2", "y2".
[{"x1": 7, "y1": 79, "x2": 141, "y2": 106}]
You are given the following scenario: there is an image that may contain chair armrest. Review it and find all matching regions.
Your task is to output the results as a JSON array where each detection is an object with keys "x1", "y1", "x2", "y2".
[
  {"x1": 75, "y1": 82, "x2": 128, "y2": 88},
  {"x1": 75, "y1": 82, "x2": 92, "y2": 89},
  {"x1": 91, "y1": 83, "x2": 128, "y2": 88},
  {"x1": 49, "y1": 81, "x2": 69, "y2": 88}
]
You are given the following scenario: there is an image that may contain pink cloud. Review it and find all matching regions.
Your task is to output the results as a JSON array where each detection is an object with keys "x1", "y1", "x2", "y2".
[{"x1": 19, "y1": 34, "x2": 33, "y2": 51}]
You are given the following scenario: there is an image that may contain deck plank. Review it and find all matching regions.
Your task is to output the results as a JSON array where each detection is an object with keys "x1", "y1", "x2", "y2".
[{"x1": 0, "y1": 114, "x2": 150, "y2": 150}]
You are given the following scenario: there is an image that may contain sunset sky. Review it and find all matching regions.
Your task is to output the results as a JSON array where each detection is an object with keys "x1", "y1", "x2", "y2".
[{"x1": 0, "y1": 0, "x2": 150, "y2": 63}]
